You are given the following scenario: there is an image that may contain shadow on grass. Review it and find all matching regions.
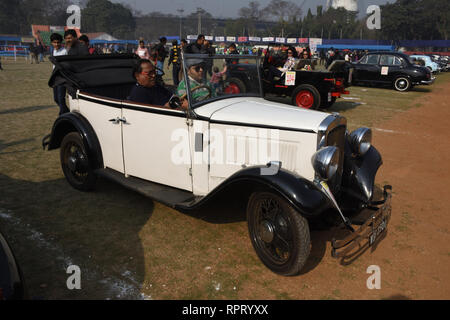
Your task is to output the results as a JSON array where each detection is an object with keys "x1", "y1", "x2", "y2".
[
  {"x1": 411, "y1": 87, "x2": 432, "y2": 93},
  {"x1": 0, "y1": 105, "x2": 56, "y2": 115},
  {"x1": 0, "y1": 138, "x2": 37, "y2": 154},
  {"x1": 0, "y1": 173, "x2": 153, "y2": 299},
  {"x1": 328, "y1": 100, "x2": 361, "y2": 112}
]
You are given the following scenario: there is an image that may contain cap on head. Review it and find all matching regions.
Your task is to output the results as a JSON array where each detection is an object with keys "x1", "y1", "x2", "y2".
[{"x1": 186, "y1": 58, "x2": 204, "y2": 68}]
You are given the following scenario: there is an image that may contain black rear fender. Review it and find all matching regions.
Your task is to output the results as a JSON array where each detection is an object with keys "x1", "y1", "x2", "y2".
[{"x1": 45, "y1": 112, "x2": 103, "y2": 169}]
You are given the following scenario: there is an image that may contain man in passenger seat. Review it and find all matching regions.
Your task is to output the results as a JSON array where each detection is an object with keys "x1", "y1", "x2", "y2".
[{"x1": 128, "y1": 59, "x2": 175, "y2": 107}]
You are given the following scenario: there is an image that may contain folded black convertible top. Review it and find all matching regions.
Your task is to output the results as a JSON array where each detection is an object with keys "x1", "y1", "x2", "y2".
[{"x1": 48, "y1": 54, "x2": 140, "y2": 93}]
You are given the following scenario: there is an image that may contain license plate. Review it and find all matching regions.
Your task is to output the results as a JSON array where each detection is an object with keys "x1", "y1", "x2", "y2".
[{"x1": 369, "y1": 217, "x2": 387, "y2": 246}]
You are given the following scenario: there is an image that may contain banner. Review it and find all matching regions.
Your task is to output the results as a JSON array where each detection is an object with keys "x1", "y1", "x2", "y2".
[
  {"x1": 249, "y1": 36, "x2": 261, "y2": 42},
  {"x1": 215, "y1": 36, "x2": 225, "y2": 42},
  {"x1": 238, "y1": 37, "x2": 248, "y2": 42},
  {"x1": 298, "y1": 38, "x2": 309, "y2": 44},
  {"x1": 286, "y1": 38, "x2": 297, "y2": 44},
  {"x1": 262, "y1": 37, "x2": 274, "y2": 42},
  {"x1": 226, "y1": 36, "x2": 236, "y2": 42},
  {"x1": 205, "y1": 36, "x2": 214, "y2": 41},
  {"x1": 275, "y1": 37, "x2": 285, "y2": 44},
  {"x1": 187, "y1": 35, "x2": 197, "y2": 40},
  {"x1": 309, "y1": 38, "x2": 322, "y2": 53}
]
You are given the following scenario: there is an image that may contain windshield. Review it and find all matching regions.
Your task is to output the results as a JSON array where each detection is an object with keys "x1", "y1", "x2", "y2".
[{"x1": 178, "y1": 54, "x2": 263, "y2": 108}]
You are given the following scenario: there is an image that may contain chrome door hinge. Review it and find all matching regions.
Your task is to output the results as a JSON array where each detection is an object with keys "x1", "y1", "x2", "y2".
[
  {"x1": 189, "y1": 168, "x2": 192, "y2": 176},
  {"x1": 186, "y1": 118, "x2": 193, "y2": 126}
]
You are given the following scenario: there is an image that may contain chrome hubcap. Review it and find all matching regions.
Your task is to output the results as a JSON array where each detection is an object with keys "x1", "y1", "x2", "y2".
[{"x1": 259, "y1": 220, "x2": 275, "y2": 243}]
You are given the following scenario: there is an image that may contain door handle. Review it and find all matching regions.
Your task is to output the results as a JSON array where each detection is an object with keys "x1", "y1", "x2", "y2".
[
  {"x1": 108, "y1": 117, "x2": 120, "y2": 124},
  {"x1": 119, "y1": 117, "x2": 128, "y2": 124}
]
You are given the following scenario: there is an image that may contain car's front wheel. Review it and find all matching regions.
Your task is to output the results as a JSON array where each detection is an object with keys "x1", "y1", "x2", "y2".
[
  {"x1": 247, "y1": 191, "x2": 311, "y2": 276},
  {"x1": 291, "y1": 84, "x2": 321, "y2": 109},
  {"x1": 60, "y1": 132, "x2": 97, "y2": 191},
  {"x1": 393, "y1": 76, "x2": 411, "y2": 92}
]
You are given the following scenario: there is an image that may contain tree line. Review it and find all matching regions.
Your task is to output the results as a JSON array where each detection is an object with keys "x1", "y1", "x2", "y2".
[{"x1": 0, "y1": 0, "x2": 448, "y2": 41}]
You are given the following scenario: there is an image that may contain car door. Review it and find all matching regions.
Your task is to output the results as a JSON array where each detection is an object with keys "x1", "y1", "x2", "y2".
[
  {"x1": 354, "y1": 54, "x2": 381, "y2": 82},
  {"x1": 379, "y1": 54, "x2": 403, "y2": 84},
  {"x1": 77, "y1": 93, "x2": 125, "y2": 173},
  {"x1": 120, "y1": 102, "x2": 193, "y2": 192}
]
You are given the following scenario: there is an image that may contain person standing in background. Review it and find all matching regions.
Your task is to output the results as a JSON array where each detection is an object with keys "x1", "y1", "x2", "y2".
[
  {"x1": 50, "y1": 33, "x2": 69, "y2": 115},
  {"x1": 64, "y1": 29, "x2": 89, "y2": 56},
  {"x1": 136, "y1": 40, "x2": 150, "y2": 60},
  {"x1": 79, "y1": 35, "x2": 97, "y2": 54},
  {"x1": 167, "y1": 40, "x2": 181, "y2": 86},
  {"x1": 155, "y1": 37, "x2": 168, "y2": 77}
]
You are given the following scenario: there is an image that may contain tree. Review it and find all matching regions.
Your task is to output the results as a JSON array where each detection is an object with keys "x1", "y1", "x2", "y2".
[{"x1": 81, "y1": 0, "x2": 135, "y2": 39}]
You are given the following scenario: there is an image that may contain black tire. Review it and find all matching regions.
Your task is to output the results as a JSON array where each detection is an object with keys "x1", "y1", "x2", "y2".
[
  {"x1": 321, "y1": 96, "x2": 337, "y2": 109},
  {"x1": 393, "y1": 76, "x2": 411, "y2": 92},
  {"x1": 291, "y1": 84, "x2": 321, "y2": 110},
  {"x1": 60, "y1": 132, "x2": 97, "y2": 191},
  {"x1": 223, "y1": 77, "x2": 246, "y2": 94},
  {"x1": 247, "y1": 192, "x2": 311, "y2": 276}
]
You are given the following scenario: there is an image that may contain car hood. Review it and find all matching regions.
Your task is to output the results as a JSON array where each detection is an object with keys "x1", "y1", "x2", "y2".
[{"x1": 196, "y1": 97, "x2": 329, "y2": 133}]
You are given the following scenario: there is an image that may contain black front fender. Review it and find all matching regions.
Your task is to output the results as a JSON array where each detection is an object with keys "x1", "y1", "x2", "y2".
[
  {"x1": 43, "y1": 112, "x2": 103, "y2": 169},
  {"x1": 341, "y1": 145, "x2": 382, "y2": 204},
  {"x1": 177, "y1": 165, "x2": 333, "y2": 218}
]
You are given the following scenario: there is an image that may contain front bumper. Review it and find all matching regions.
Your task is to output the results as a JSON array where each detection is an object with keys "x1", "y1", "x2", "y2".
[{"x1": 331, "y1": 185, "x2": 392, "y2": 259}]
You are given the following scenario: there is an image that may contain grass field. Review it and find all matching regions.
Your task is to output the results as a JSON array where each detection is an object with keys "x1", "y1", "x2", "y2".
[{"x1": 1, "y1": 57, "x2": 449, "y2": 299}]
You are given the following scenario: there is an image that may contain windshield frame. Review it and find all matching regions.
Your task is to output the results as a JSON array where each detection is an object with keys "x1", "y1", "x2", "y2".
[{"x1": 179, "y1": 53, "x2": 264, "y2": 109}]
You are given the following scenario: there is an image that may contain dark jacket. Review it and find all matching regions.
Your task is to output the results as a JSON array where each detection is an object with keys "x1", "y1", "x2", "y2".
[{"x1": 67, "y1": 41, "x2": 90, "y2": 56}]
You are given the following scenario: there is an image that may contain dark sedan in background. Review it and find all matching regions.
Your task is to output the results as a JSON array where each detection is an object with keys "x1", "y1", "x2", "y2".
[{"x1": 351, "y1": 51, "x2": 435, "y2": 91}]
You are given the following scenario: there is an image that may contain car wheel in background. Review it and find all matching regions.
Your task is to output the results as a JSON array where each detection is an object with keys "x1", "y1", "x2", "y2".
[
  {"x1": 60, "y1": 132, "x2": 97, "y2": 191},
  {"x1": 223, "y1": 77, "x2": 246, "y2": 94},
  {"x1": 393, "y1": 76, "x2": 411, "y2": 92},
  {"x1": 291, "y1": 84, "x2": 321, "y2": 110},
  {"x1": 247, "y1": 191, "x2": 311, "y2": 276}
]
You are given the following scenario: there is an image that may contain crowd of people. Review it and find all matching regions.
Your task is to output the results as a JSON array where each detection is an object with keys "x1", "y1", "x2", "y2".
[{"x1": 39, "y1": 30, "x2": 364, "y2": 115}]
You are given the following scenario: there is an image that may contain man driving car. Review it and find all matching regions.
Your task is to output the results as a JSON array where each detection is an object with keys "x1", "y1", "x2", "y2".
[{"x1": 176, "y1": 58, "x2": 214, "y2": 109}]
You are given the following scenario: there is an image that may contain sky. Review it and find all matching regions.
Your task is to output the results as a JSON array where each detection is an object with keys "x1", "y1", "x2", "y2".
[{"x1": 109, "y1": 0, "x2": 393, "y2": 18}]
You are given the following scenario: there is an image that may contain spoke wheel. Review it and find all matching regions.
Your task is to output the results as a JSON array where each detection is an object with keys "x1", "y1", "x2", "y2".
[
  {"x1": 247, "y1": 192, "x2": 310, "y2": 276},
  {"x1": 60, "y1": 132, "x2": 96, "y2": 191}
]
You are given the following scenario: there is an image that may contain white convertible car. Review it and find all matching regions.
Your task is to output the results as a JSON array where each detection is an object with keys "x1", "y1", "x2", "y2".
[{"x1": 43, "y1": 53, "x2": 391, "y2": 275}]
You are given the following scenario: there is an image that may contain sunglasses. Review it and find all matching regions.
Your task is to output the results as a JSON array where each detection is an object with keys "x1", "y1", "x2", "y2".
[
  {"x1": 192, "y1": 65, "x2": 204, "y2": 72},
  {"x1": 141, "y1": 70, "x2": 156, "y2": 76}
]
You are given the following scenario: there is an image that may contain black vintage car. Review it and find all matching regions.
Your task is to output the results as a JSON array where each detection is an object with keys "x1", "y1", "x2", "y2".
[
  {"x1": 224, "y1": 48, "x2": 351, "y2": 110},
  {"x1": 351, "y1": 51, "x2": 435, "y2": 92}
]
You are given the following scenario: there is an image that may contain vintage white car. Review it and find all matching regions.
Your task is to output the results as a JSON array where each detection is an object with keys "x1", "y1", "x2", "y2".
[{"x1": 43, "y1": 53, "x2": 391, "y2": 276}]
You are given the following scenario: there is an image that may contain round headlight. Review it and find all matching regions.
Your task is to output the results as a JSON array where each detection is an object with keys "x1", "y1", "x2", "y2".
[
  {"x1": 349, "y1": 127, "x2": 372, "y2": 156},
  {"x1": 311, "y1": 146, "x2": 340, "y2": 181}
]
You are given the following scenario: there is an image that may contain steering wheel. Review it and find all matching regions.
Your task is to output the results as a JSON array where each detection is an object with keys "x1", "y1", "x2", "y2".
[{"x1": 179, "y1": 85, "x2": 212, "y2": 102}]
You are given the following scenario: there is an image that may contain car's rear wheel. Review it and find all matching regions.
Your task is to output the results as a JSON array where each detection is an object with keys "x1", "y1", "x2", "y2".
[
  {"x1": 223, "y1": 77, "x2": 246, "y2": 94},
  {"x1": 393, "y1": 76, "x2": 411, "y2": 92},
  {"x1": 247, "y1": 191, "x2": 311, "y2": 276},
  {"x1": 60, "y1": 132, "x2": 97, "y2": 191},
  {"x1": 291, "y1": 84, "x2": 321, "y2": 110}
]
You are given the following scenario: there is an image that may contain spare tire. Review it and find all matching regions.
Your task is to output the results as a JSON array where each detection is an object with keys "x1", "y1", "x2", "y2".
[{"x1": 223, "y1": 77, "x2": 247, "y2": 94}]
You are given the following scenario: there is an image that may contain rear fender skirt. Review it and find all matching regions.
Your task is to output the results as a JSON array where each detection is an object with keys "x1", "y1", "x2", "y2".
[
  {"x1": 341, "y1": 144, "x2": 382, "y2": 203},
  {"x1": 176, "y1": 165, "x2": 333, "y2": 218},
  {"x1": 46, "y1": 112, "x2": 103, "y2": 169}
]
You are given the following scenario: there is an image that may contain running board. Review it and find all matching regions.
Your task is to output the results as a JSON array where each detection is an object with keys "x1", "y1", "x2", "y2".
[{"x1": 96, "y1": 168, "x2": 196, "y2": 208}]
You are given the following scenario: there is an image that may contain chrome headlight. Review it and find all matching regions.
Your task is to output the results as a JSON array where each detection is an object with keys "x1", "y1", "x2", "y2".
[
  {"x1": 349, "y1": 127, "x2": 372, "y2": 156},
  {"x1": 311, "y1": 146, "x2": 340, "y2": 181}
]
